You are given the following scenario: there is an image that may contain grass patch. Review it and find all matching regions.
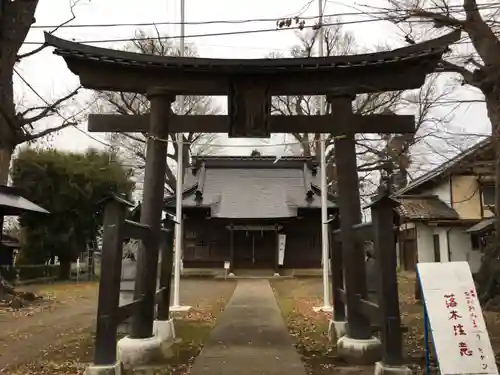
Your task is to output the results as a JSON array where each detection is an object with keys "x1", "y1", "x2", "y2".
[
  {"x1": 2, "y1": 329, "x2": 95, "y2": 374},
  {"x1": 2, "y1": 280, "x2": 236, "y2": 375},
  {"x1": 272, "y1": 273, "x2": 500, "y2": 374},
  {"x1": 271, "y1": 278, "x2": 341, "y2": 375},
  {"x1": 164, "y1": 295, "x2": 233, "y2": 374}
]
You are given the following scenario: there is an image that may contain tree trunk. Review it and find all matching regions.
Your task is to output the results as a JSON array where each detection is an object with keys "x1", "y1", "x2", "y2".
[
  {"x1": 475, "y1": 88, "x2": 500, "y2": 303},
  {"x1": 0, "y1": 0, "x2": 39, "y2": 185},
  {"x1": 0, "y1": 55, "x2": 17, "y2": 186},
  {"x1": 484, "y1": 89, "x2": 500, "y2": 248},
  {"x1": 0, "y1": 146, "x2": 14, "y2": 185},
  {"x1": 0, "y1": 0, "x2": 40, "y2": 298}
]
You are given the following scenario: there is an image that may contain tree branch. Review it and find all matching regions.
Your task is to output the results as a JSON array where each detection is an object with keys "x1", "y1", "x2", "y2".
[
  {"x1": 462, "y1": 0, "x2": 500, "y2": 66},
  {"x1": 437, "y1": 60, "x2": 477, "y2": 86},
  {"x1": 17, "y1": 0, "x2": 86, "y2": 60},
  {"x1": 409, "y1": 8, "x2": 466, "y2": 28},
  {"x1": 22, "y1": 120, "x2": 77, "y2": 142},
  {"x1": 19, "y1": 87, "x2": 80, "y2": 126}
]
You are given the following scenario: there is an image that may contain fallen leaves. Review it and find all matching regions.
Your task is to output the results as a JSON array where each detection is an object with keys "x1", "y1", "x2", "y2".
[
  {"x1": 0, "y1": 279, "x2": 236, "y2": 375},
  {"x1": 273, "y1": 274, "x2": 500, "y2": 375},
  {"x1": 272, "y1": 279, "x2": 342, "y2": 375}
]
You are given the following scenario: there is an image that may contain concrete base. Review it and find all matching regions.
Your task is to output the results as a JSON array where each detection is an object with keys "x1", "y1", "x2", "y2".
[
  {"x1": 228, "y1": 272, "x2": 235, "y2": 277},
  {"x1": 117, "y1": 336, "x2": 164, "y2": 369},
  {"x1": 312, "y1": 305, "x2": 333, "y2": 312},
  {"x1": 153, "y1": 319, "x2": 175, "y2": 342},
  {"x1": 170, "y1": 305, "x2": 191, "y2": 312},
  {"x1": 273, "y1": 272, "x2": 280, "y2": 276},
  {"x1": 85, "y1": 363, "x2": 121, "y2": 375},
  {"x1": 328, "y1": 320, "x2": 347, "y2": 342},
  {"x1": 374, "y1": 361, "x2": 412, "y2": 375},
  {"x1": 337, "y1": 335, "x2": 382, "y2": 365}
]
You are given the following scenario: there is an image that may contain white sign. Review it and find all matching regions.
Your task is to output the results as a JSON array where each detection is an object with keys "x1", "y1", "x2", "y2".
[
  {"x1": 278, "y1": 234, "x2": 286, "y2": 266},
  {"x1": 417, "y1": 261, "x2": 498, "y2": 375},
  {"x1": 224, "y1": 261, "x2": 230, "y2": 270}
]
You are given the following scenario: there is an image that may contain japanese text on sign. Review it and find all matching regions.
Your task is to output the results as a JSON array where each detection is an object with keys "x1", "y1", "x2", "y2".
[{"x1": 417, "y1": 262, "x2": 498, "y2": 375}]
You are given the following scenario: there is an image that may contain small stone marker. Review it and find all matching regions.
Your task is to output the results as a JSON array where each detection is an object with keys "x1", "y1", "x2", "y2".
[{"x1": 417, "y1": 261, "x2": 498, "y2": 375}]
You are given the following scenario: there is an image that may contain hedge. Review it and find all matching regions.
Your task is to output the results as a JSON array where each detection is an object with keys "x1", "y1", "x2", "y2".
[{"x1": 0, "y1": 264, "x2": 61, "y2": 283}]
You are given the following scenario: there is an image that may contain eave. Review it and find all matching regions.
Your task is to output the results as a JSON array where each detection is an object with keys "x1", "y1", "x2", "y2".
[{"x1": 44, "y1": 31, "x2": 460, "y2": 95}]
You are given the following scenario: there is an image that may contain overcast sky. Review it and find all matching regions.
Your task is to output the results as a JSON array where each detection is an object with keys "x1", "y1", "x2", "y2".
[{"x1": 15, "y1": 0, "x2": 489, "y2": 160}]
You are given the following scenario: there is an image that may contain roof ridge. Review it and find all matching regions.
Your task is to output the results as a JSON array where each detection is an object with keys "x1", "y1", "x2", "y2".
[
  {"x1": 395, "y1": 138, "x2": 490, "y2": 195},
  {"x1": 44, "y1": 30, "x2": 460, "y2": 71}
]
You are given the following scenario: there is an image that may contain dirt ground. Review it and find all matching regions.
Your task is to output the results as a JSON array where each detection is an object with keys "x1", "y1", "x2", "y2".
[
  {"x1": 271, "y1": 273, "x2": 500, "y2": 375},
  {"x1": 0, "y1": 281, "x2": 98, "y2": 372},
  {"x1": 0, "y1": 279, "x2": 236, "y2": 375}
]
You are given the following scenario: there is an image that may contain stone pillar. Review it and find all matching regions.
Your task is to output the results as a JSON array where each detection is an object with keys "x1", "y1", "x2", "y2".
[
  {"x1": 87, "y1": 198, "x2": 128, "y2": 375},
  {"x1": 117, "y1": 88, "x2": 174, "y2": 370},
  {"x1": 371, "y1": 191, "x2": 411, "y2": 375},
  {"x1": 328, "y1": 224, "x2": 347, "y2": 342},
  {"x1": 153, "y1": 219, "x2": 176, "y2": 343}
]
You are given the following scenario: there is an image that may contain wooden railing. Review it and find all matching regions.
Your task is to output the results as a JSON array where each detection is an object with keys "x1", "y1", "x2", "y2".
[{"x1": 93, "y1": 194, "x2": 175, "y2": 366}]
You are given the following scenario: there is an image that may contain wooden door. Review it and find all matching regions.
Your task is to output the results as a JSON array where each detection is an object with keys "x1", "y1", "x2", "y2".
[
  {"x1": 252, "y1": 231, "x2": 275, "y2": 268},
  {"x1": 233, "y1": 231, "x2": 275, "y2": 269},
  {"x1": 234, "y1": 231, "x2": 253, "y2": 268},
  {"x1": 401, "y1": 239, "x2": 417, "y2": 271}
]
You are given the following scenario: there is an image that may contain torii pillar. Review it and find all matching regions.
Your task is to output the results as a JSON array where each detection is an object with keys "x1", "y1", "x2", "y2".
[
  {"x1": 116, "y1": 88, "x2": 175, "y2": 368},
  {"x1": 327, "y1": 93, "x2": 381, "y2": 363}
]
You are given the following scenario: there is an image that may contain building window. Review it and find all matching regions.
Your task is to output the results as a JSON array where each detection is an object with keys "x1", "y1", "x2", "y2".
[
  {"x1": 482, "y1": 184, "x2": 495, "y2": 206},
  {"x1": 433, "y1": 234, "x2": 441, "y2": 262},
  {"x1": 470, "y1": 234, "x2": 480, "y2": 251}
]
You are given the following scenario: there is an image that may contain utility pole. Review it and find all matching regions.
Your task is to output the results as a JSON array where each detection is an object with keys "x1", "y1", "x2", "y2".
[
  {"x1": 316, "y1": 0, "x2": 332, "y2": 312},
  {"x1": 171, "y1": 0, "x2": 190, "y2": 312}
]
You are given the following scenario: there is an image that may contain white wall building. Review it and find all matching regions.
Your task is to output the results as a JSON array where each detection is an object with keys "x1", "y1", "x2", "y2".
[{"x1": 395, "y1": 139, "x2": 493, "y2": 274}]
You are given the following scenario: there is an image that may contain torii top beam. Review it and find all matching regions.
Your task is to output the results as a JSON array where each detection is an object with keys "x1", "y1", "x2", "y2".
[{"x1": 45, "y1": 31, "x2": 460, "y2": 96}]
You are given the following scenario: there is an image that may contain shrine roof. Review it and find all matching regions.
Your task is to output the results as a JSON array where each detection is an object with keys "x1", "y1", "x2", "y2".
[
  {"x1": 0, "y1": 185, "x2": 50, "y2": 216},
  {"x1": 164, "y1": 156, "x2": 336, "y2": 219},
  {"x1": 44, "y1": 31, "x2": 460, "y2": 95},
  {"x1": 45, "y1": 31, "x2": 459, "y2": 73},
  {"x1": 395, "y1": 195, "x2": 459, "y2": 221}
]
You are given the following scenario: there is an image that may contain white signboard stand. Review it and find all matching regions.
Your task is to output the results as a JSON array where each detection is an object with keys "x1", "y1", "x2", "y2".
[
  {"x1": 224, "y1": 261, "x2": 230, "y2": 280},
  {"x1": 417, "y1": 261, "x2": 498, "y2": 375},
  {"x1": 278, "y1": 234, "x2": 286, "y2": 266}
]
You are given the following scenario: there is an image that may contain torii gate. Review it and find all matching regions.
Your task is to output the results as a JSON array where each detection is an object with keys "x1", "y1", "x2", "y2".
[{"x1": 45, "y1": 30, "x2": 460, "y2": 375}]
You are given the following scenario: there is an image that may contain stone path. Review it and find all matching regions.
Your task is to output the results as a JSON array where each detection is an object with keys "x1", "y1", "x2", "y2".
[{"x1": 190, "y1": 279, "x2": 306, "y2": 375}]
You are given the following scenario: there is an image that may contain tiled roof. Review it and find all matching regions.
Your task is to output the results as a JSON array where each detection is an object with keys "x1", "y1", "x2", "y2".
[
  {"x1": 44, "y1": 31, "x2": 460, "y2": 73},
  {"x1": 395, "y1": 195, "x2": 459, "y2": 221},
  {"x1": 164, "y1": 156, "x2": 335, "y2": 219}
]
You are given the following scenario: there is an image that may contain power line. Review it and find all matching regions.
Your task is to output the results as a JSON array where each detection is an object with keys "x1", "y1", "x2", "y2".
[
  {"x1": 28, "y1": 2, "x2": 500, "y2": 30},
  {"x1": 22, "y1": 3, "x2": 500, "y2": 45},
  {"x1": 22, "y1": 18, "x2": 397, "y2": 45}
]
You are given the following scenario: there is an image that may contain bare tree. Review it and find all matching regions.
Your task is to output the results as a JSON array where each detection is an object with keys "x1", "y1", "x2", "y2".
[
  {"x1": 272, "y1": 20, "x2": 457, "y2": 197},
  {"x1": 96, "y1": 30, "x2": 221, "y2": 195},
  {"x1": 367, "y1": 0, "x2": 500, "y2": 300},
  {"x1": 0, "y1": 0, "x2": 87, "y2": 184}
]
